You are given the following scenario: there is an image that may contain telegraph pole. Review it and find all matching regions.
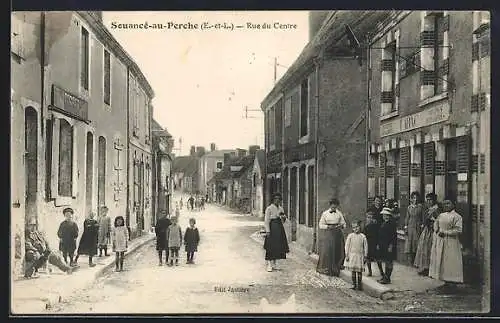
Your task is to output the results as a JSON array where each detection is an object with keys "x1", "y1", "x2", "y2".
[{"x1": 274, "y1": 57, "x2": 277, "y2": 84}]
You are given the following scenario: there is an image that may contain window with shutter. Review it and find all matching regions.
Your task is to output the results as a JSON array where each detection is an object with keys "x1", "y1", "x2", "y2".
[
  {"x1": 300, "y1": 78, "x2": 309, "y2": 138},
  {"x1": 284, "y1": 97, "x2": 292, "y2": 127},
  {"x1": 80, "y1": 27, "x2": 89, "y2": 91},
  {"x1": 104, "y1": 49, "x2": 111, "y2": 105},
  {"x1": 424, "y1": 142, "x2": 435, "y2": 193},
  {"x1": 58, "y1": 119, "x2": 73, "y2": 197}
]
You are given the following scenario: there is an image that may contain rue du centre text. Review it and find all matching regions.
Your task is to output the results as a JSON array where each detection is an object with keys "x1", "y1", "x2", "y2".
[{"x1": 110, "y1": 21, "x2": 298, "y2": 30}]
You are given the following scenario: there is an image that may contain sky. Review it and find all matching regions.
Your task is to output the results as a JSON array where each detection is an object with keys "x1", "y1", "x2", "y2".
[{"x1": 102, "y1": 11, "x2": 309, "y2": 156}]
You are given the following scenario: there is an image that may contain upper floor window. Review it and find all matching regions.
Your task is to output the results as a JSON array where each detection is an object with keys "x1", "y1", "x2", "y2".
[
  {"x1": 80, "y1": 27, "x2": 90, "y2": 91},
  {"x1": 104, "y1": 49, "x2": 111, "y2": 105},
  {"x1": 380, "y1": 40, "x2": 398, "y2": 116},
  {"x1": 284, "y1": 97, "x2": 292, "y2": 127},
  {"x1": 216, "y1": 161, "x2": 223, "y2": 170},
  {"x1": 269, "y1": 106, "x2": 276, "y2": 150},
  {"x1": 300, "y1": 78, "x2": 309, "y2": 138}
]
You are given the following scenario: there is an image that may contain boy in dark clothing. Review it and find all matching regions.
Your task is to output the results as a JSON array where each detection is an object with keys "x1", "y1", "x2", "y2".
[
  {"x1": 155, "y1": 211, "x2": 172, "y2": 266},
  {"x1": 57, "y1": 208, "x2": 79, "y2": 266},
  {"x1": 363, "y1": 210, "x2": 380, "y2": 277},
  {"x1": 184, "y1": 218, "x2": 200, "y2": 264},
  {"x1": 376, "y1": 207, "x2": 398, "y2": 284}
]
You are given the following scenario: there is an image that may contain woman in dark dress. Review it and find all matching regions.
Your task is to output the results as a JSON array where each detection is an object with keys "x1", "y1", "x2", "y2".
[
  {"x1": 74, "y1": 212, "x2": 99, "y2": 267},
  {"x1": 263, "y1": 193, "x2": 289, "y2": 272},
  {"x1": 155, "y1": 210, "x2": 172, "y2": 266}
]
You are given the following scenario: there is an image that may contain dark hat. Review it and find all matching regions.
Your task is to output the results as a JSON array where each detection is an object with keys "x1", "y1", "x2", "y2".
[
  {"x1": 63, "y1": 207, "x2": 74, "y2": 214},
  {"x1": 272, "y1": 193, "x2": 282, "y2": 199}
]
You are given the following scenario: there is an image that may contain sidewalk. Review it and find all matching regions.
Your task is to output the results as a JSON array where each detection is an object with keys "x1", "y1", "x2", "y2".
[
  {"x1": 11, "y1": 233, "x2": 155, "y2": 314},
  {"x1": 249, "y1": 229, "x2": 444, "y2": 301}
]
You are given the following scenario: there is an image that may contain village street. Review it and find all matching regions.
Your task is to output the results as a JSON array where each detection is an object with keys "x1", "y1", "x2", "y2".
[
  {"x1": 43, "y1": 197, "x2": 481, "y2": 314},
  {"x1": 46, "y1": 202, "x2": 392, "y2": 314}
]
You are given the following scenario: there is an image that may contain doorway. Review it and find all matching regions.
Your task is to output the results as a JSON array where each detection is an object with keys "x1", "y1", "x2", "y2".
[{"x1": 25, "y1": 107, "x2": 38, "y2": 225}]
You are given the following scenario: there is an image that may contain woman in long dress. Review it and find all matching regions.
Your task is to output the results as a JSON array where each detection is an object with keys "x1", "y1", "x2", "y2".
[
  {"x1": 316, "y1": 198, "x2": 346, "y2": 277},
  {"x1": 414, "y1": 193, "x2": 440, "y2": 275},
  {"x1": 429, "y1": 199, "x2": 464, "y2": 287},
  {"x1": 404, "y1": 191, "x2": 425, "y2": 264},
  {"x1": 263, "y1": 193, "x2": 289, "y2": 272}
]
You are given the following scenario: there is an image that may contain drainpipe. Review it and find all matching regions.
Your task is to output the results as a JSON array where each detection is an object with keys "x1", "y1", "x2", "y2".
[
  {"x1": 366, "y1": 36, "x2": 372, "y2": 213},
  {"x1": 312, "y1": 57, "x2": 320, "y2": 254},
  {"x1": 125, "y1": 68, "x2": 130, "y2": 233},
  {"x1": 40, "y1": 12, "x2": 46, "y2": 134}
]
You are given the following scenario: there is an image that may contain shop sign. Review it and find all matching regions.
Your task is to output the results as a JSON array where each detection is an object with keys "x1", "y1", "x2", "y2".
[
  {"x1": 380, "y1": 101, "x2": 450, "y2": 137},
  {"x1": 51, "y1": 84, "x2": 89, "y2": 121}
]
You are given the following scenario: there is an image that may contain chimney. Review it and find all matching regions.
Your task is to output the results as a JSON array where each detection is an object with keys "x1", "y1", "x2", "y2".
[
  {"x1": 237, "y1": 149, "x2": 247, "y2": 158},
  {"x1": 248, "y1": 145, "x2": 260, "y2": 156},
  {"x1": 190, "y1": 145, "x2": 196, "y2": 156},
  {"x1": 196, "y1": 146, "x2": 206, "y2": 157},
  {"x1": 308, "y1": 11, "x2": 330, "y2": 41},
  {"x1": 224, "y1": 153, "x2": 231, "y2": 164},
  {"x1": 210, "y1": 143, "x2": 217, "y2": 151}
]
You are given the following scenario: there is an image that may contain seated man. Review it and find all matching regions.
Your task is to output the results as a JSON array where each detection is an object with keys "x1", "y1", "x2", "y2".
[{"x1": 24, "y1": 217, "x2": 74, "y2": 278}]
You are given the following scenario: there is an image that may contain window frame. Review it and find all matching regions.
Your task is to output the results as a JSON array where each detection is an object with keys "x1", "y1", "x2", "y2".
[
  {"x1": 79, "y1": 25, "x2": 91, "y2": 94},
  {"x1": 299, "y1": 77, "x2": 310, "y2": 143},
  {"x1": 103, "y1": 48, "x2": 112, "y2": 106}
]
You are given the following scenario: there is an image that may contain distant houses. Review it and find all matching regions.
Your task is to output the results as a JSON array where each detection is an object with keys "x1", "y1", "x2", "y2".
[{"x1": 174, "y1": 145, "x2": 265, "y2": 215}]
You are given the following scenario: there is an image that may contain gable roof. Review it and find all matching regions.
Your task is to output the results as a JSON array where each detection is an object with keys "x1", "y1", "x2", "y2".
[
  {"x1": 151, "y1": 119, "x2": 171, "y2": 137},
  {"x1": 209, "y1": 154, "x2": 255, "y2": 182},
  {"x1": 172, "y1": 156, "x2": 199, "y2": 177}
]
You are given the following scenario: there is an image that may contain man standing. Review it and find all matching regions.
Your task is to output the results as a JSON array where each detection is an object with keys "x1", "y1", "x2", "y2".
[
  {"x1": 25, "y1": 217, "x2": 74, "y2": 278},
  {"x1": 155, "y1": 210, "x2": 172, "y2": 266},
  {"x1": 57, "y1": 207, "x2": 79, "y2": 266}
]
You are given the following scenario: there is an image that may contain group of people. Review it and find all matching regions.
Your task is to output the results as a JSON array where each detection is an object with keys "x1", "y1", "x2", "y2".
[
  {"x1": 185, "y1": 195, "x2": 207, "y2": 211},
  {"x1": 261, "y1": 191, "x2": 464, "y2": 292},
  {"x1": 154, "y1": 210, "x2": 200, "y2": 266},
  {"x1": 24, "y1": 205, "x2": 129, "y2": 278}
]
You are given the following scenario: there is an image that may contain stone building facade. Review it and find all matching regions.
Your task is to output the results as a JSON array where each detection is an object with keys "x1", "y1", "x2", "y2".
[
  {"x1": 367, "y1": 11, "x2": 490, "y2": 283},
  {"x1": 10, "y1": 11, "x2": 155, "y2": 276},
  {"x1": 262, "y1": 11, "x2": 394, "y2": 253}
]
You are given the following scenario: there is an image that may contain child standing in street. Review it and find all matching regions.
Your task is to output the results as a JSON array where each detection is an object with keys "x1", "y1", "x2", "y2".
[
  {"x1": 166, "y1": 216, "x2": 182, "y2": 266},
  {"x1": 184, "y1": 218, "x2": 200, "y2": 264},
  {"x1": 344, "y1": 220, "x2": 368, "y2": 291},
  {"x1": 363, "y1": 210, "x2": 380, "y2": 277},
  {"x1": 112, "y1": 216, "x2": 129, "y2": 272}
]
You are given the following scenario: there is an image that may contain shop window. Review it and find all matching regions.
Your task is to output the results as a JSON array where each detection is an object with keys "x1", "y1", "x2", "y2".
[
  {"x1": 298, "y1": 165, "x2": 306, "y2": 225},
  {"x1": 58, "y1": 119, "x2": 73, "y2": 197}
]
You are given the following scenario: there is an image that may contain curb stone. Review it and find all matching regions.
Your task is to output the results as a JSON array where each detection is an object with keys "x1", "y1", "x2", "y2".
[
  {"x1": 249, "y1": 230, "x2": 395, "y2": 300},
  {"x1": 42, "y1": 234, "x2": 154, "y2": 311}
]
